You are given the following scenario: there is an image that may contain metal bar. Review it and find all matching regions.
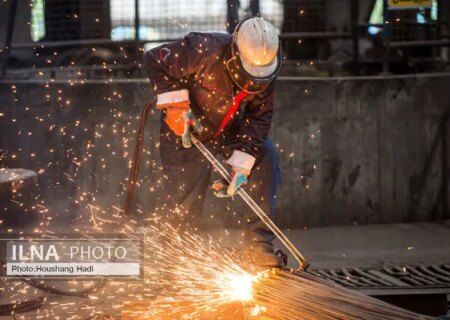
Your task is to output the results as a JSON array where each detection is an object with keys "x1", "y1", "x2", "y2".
[
  {"x1": 436, "y1": 0, "x2": 447, "y2": 62},
  {"x1": 279, "y1": 32, "x2": 351, "y2": 39},
  {"x1": 7, "y1": 38, "x2": 176, "y2": 50},
  {"x1": 382, "y1": 0, "x2": 390, "y2": 74},
  {"x1": 226, "y1": 0, "x2": 239, "y2": 33},
  {"x1": 358, "y1": 22, "x2": 440, "y2": 28},
  {"x1": 351, "y1": 0, "x2": 359, "y2": 72},
  {"x1": 134, "y1": 0, "x2": 140, "y2": 41},
  {"x1": 442, "y1": 109, "x2": 448, "y2": 219},
  {"x1": 123, "y1": 100, "x2": 156, "y2": 216},
  {"x1": 1, "y1": 0, "x2": 18, "y2": 79},
  {"x1": 390, "y1": 40, "x2": 450, "y2": 48},
  {"x1": 6, "y1": 64, "x2": 134, "y2": 73},
  {"x1": 353, "y1": 268, "x2": 394, "y2": 286},
  {"x1": 190, "y1": 135, "x2": 310, "y2": 271},
  {"x1": 249, "y1": 0, "x2": 260, "y2": 16},
  {"x1": 356, "y1": 287, "x2": 450, "y2": 298},
  {"x1": 437, "y1": 0, "x2": 442, "y2": 38}
]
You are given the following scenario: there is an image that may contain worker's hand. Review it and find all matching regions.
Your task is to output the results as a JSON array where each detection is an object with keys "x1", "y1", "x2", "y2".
[
  {"x1": 157, "y1": 90, "x2": 202, "y2": 148},
  {"x1": 165, "y1": 104, "x2": 202, "y2": 148},
  {"x1": 212, "y1": 150, "x2": 255, "y2": 197},
  {"x1": 212, "y1": 167, "x2": 249, "y2": 197}
]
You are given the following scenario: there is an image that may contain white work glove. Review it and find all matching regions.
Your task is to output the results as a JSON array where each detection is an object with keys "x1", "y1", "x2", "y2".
[{"x1": 212, "y1": 150, "x2": 256, "y2": 197}]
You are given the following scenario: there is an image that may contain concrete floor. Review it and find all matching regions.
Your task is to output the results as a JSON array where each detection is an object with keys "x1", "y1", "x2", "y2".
[{"x1": 276, "y1": 220, "x2": 450, "y2": 270}]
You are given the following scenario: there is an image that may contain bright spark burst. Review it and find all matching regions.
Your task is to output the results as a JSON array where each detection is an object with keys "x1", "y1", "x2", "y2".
[
  {"x1": 119, "y1": 219, "x2": 266, "y2": 319},
  {"x1": 219, "y1": 273, "x2": 255, "y2": 302}
]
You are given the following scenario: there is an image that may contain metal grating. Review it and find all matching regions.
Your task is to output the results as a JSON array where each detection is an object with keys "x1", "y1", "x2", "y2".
[{"x1": 312, "y1": 264, "x2": 450, "y2": 290}]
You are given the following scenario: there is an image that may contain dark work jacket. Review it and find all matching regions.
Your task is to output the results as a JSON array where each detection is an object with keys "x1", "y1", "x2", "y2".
[{"x1": 143, "y1": 32, "x2": 276, "y2": 158}]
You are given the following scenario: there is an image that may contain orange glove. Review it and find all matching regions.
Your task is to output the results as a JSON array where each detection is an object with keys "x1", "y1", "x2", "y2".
[
  {"x1": 160, "y1": 101, "x2": 188, "y2": 136},
  {"x1": 157, "y1": 101, "x2": 203, "y2": 148}
]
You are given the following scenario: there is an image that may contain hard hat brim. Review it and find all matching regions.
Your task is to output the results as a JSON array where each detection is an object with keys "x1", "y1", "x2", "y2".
[
  {"x1": 240, "y1": 54, "x2": 279, "y2": 78},
  {"x1": 226, "y1": 50, "x2": 282, "y2": 94}
]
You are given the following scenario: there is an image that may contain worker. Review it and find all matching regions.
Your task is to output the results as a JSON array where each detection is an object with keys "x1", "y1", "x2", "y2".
[{"x1": 143, "y1": 17, "x2": 283, "y2": 267}]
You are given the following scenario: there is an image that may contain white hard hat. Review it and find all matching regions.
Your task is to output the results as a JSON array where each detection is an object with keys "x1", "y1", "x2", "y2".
[{"x1": 233, "y1": 17, "x2": 280, "y2": 78}]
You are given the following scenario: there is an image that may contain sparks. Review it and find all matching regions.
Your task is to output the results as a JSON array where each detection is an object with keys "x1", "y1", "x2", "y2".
[
  {"x1": 117, "y1": 219, "x2": 266, "y2": 319},
  {"x1": 219, "y1": 273, "x2": 256, "y2": 302}
]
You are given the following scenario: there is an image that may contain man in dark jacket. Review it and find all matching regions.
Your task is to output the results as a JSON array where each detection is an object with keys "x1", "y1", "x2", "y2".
[{"x1": 143, "y1": 17, "x2": 282, "y2": 267}]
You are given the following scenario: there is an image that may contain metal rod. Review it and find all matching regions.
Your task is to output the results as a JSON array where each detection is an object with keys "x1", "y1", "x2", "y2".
[
  {"x1": 382, "y1": 0, "x2": 390, "y2": 75},
  {"x1": 134, "y1": 0, "x2": 140, "y2": 41},
  {"x1": 389, "y1": 39, "x2": 450, "y2": 48},
  {"x1": 7, "y1": 38, "x2": 174, "y2": 50},
  {"x1": 226, "y1": 0, "x2": 240, "y2": 33},
  {"x1": 279, "y1": 32, "x2": 351, "y2": 39},
  {"x1": 351, "y1": 0, "x2": 359, "y2": 72},
  {"x1": 249, "y1": 0, "x2": 260, "y2": 17},
  {"x1": 191, "y1": 135, "x2": 310, "y2": 271},
  {"x1": 442, "y1": 109, "x2": 448, "y2": 219},
  {"x1": 123, "y1": 100, "x2": 156, "y2": 216}
]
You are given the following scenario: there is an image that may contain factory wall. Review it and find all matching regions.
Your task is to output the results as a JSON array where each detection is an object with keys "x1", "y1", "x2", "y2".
[
  {"x1": 273, "y1": 75, "x2": 448, "y2": 226},
  {"x1": 0, "y1": 75, "x2": 448, "y2": 228}
]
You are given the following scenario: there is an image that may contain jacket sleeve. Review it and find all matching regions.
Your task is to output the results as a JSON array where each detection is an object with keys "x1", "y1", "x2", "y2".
[
  {"x1": 143, "y1": 34, "x2": 205, "y2": 94},
  {"x1": 234, "y1": 82, "x2": 276, "y2": 159}
]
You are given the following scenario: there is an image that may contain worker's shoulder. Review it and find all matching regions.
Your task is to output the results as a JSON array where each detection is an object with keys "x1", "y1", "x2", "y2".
[{"x1": 184, "y1": 32, "x2": 232, "y2": 49}]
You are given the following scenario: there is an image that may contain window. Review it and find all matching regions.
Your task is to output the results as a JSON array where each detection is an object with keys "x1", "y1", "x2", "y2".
[{"x1": 31, "y1": 0, "x2": 45, "y2": 41}]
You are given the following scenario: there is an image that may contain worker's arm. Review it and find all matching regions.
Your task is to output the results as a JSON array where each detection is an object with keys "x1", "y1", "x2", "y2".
[
  {"x1": 214, "y1": 83, "x2": 275, "y2": 197},
  {"x1": 231, "y1": 82, "x2": 275, "y2": 163},
  {"x1": 143, "y1": 34, "x2": 205, "y2": 147},
  {"x1": 143, "y1": 33, "x2": 205, "y2": 93}
]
